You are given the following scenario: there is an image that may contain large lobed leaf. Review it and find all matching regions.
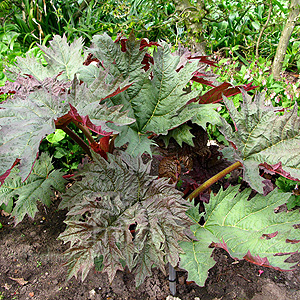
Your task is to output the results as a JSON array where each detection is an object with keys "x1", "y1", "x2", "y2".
[
  {"x1": 0, "y1": 153, "x2": 66, "y2": 224},
  {"x1": 0, "y1": 57, "x2": 134, "y2": 184},
  {"x1": 59, "y1": 74, "x2": 134, "y2": 133},
  {"x1": 59, "y1": 152, "x2": 192, "y2": 286},
  {"x1": 180, "y1": 185, "x2": 300, "y2": 287},
  {"x1": 9, "y1": 35, "x2": 85, "y2": 82},
  {"x1": 0, "y1": 87, "x2": 67, "y2": 183},
  {"x1": 220, "y1": 91, "x2": 300, "y2": 193},
  {"x1": 90, "y1": 34, "x2": 221, "y2": 155},
  {"x1": 129, "y1": 43, "x2": 199, "y2": 135}
]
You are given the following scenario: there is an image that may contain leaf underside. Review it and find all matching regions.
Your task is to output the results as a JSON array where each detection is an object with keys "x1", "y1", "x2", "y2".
[
  {"x1": 220, "y1": 91, "x2": 300, "y2": 193},
  {"x1": 59, "y1": 152, "x2": 192, "y2": 287},
  {"x1": 179, "y1": 185, "x2": 300, "y2": 287}
]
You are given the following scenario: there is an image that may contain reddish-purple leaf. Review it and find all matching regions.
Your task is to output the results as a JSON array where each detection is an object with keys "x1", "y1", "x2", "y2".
[
  {"x1": 243, "y1": 251, "x2": 289, "y2": 271},
  {"x1": 0, "y1": 73, "x2": 71, "y2": 99},
  {"x1": 220, "y1": 92, "x2": 300, "y2": 193},
  {"x1": 120, "y1": 39, "x2": 128, "y2": 52},
  {"x1": 67, "y1": 104, "x2": 112, "y2": 136},
  {"x1": 141, "y1": 53, "x2": 154, "y2": 71},
  {"x1": 100, "y1": 82, "x2": 133, "y2": 102},
  {"x1": 260, "y1": 162, "x2": 300, "y2": 182},
  {"x1": 198, "y1": 82, "x2": 258, "y2": 104},
  {"x1": 262, "y1": 179, "x2": 275, "y2": 195},
  {"x1": 210, "y1": 238, "x2": 230, "y2": 253},
  {"x1": 0, "y1": 89, "x2": 61, "y2": 184},
  {"x1": 90, "y1": 136, "x2": 110, "y2": 159},
  {"x1": 188, "y1": 55, "x2": 218, "y2": 67},
  {"x1": 139, "y1": 39, "x2": 161, "y2": 50},
  {"x1": 59, "y1": 153, "x2": 192, "y2": 286},
  {"x1": 83, "y1": 53, "x2": 100, "y2": 66},
  {"x1": 113, "y1": 33, "x2": 128, "y2": 52},
  {"x1": 261, "y1": 231, "x2": 278, "y2": 239},
  {"x1": 54, "y1": 114, "x2": 73, "y2": 129},
  {"x1": 114, "y1": 33, "x2": 124, "y2": 43},
  {"x1": 116, "y1": 34, "x2": 161, "y2": 52},
  {"x1": 0, "y1": 158, "x2": 20, "y2": 185},
  {"x1": 62, "y1": 174, "x2": 75, "y2": 179},
  {"x1": 286, "y1": 239, "x2": 300, "y2": 244},
  {"x1": 173, "y1": 44, "x2": 217, "y2": 70},
  {"x1": 191, "y1": 75, "x2": 215, "y2": 87}
]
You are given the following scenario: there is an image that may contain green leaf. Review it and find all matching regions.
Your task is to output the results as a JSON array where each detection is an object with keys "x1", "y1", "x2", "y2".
[
  {"x1": 54, "y1": 148, "x2": 68, "y2": 158},
  {"x1": 0, "y1": 198, "x2": 13, "y2": 214},
  {"x1": 59, "y1": 152, "x2": 192, "y2": 286},
  {"x1": 131, "y1": 43, "x2": 199, "y2": 135},
  {"x1": 46, "y1": 129, "x2": 66, "y2": 143},
  {"x1": 90, "y1": 34, "x2": 203, "y2": 155},
  {"x1": 94, "y1": 255, "x2": 104, "y2": 271},
  {"x1": 38, "y1": 35, "x2": 85, "y2": 81},
  {"x1": 220, "y1": 92, "x2": 300, "y2": 193},
  {"x1": 180, "y1": 185, "x2": 300, "y2": 287},
  {"x1": 91, "y1": 33, "x2": 147, "y2": 86},
  {"x1": 12, "y1": 35, "x2": 84, "y2": 81},
  {"x1": 0, "y1": 153, "x2": 66, "y2": 224},
  {"x1": 162, "y1": 124, "x2": 195, "y2": 147},
  {"x1": 112, "y1": 125, "x2": 156, "y2": 156},
  {"x1": 251, "y1": 21, "x2": 260, "y2": 31},
  {"x1": 77, "y1": 63, "x2": 101, "y2": 86},
  {"x1": 11, "y1": 55, "x2": 52, "y2": 82},
  {"x1": 286, "y1": 195, "x2": 300, "y2": 210},
  {"x1": 191, "y1": 103, "x2": 222, "y2": 129},
  {"x1": 0, "y1": 42, "x2": 8, "y2": 54},
  {"x1": 157, "y1": 102, "x2": 220, "y2": 147}
]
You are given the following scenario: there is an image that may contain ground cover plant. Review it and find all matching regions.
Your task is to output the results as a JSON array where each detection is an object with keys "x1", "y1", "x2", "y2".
[
  {"x1": 0, "y1": 23, "x2": 22, "y2": 84},
  {"x1": 211, "y1": 52, "x2": 300, "y2": 108},
  {"x1": 0, "y1": 33, "x2": 299, "y2": 290}
]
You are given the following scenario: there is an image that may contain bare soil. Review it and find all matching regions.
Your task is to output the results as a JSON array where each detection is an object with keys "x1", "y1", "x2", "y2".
[{"x1": 0, "y1": 193, "x2": 300, "y2": 300}]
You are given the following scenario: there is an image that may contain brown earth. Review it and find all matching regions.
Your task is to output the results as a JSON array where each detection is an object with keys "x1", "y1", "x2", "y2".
[{"x1": 0, "y1": 193, "x2": 300, "y2": 300}]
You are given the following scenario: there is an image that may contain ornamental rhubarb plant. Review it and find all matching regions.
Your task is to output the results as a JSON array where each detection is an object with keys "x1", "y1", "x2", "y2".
[
  {"x1": 58, "y1": 151, "x2": 192, "y2": 287},
  {"x1": 0, "y1": 33, "x2": 299, "y2": 288}
]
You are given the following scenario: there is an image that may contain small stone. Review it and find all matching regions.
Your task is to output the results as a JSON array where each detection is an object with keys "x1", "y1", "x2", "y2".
[
  {"x1": 89, "y1": 289, "x2": 96, "y2": 299},
  {"x1": 165, "y1": 296, "x2": 182, "y2": 300}
]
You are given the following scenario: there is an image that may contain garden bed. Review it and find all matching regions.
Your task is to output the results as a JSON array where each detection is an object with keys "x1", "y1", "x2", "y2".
[{"x1": 1, "y1": 187, "x2": 300, "y2": 300}]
